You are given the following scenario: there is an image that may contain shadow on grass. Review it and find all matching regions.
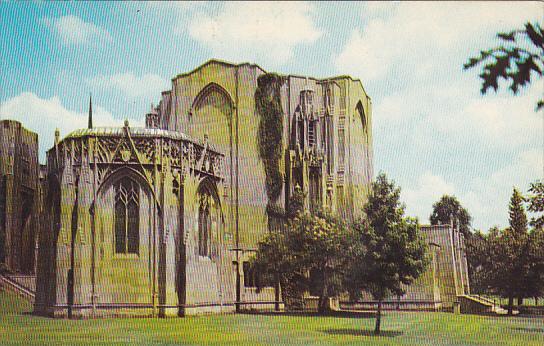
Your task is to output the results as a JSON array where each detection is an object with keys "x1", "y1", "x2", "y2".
[
  {"x1": 510, "y1": 327, "x2": 544, "y2": 333},
  {"x1": 239, "y1": 310, "x2": 375, "y2": 319},
  {"x1": 323, "y1": 328, "x2": 403, "y2": 338}
]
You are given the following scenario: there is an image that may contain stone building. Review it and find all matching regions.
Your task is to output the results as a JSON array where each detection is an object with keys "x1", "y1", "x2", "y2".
[
  {"x1": 154, "y1": 60, "x2": 373, "y2": 303},
  {"x1": 34, "y1": 120, "x2": 238, "y2": 317},
  {"x1": 0, "y1": 119, "x2": 40, "y2": 274},
  {"x1": 345, "y1": 224, "x2": 471, "y2": 311},
  {"x1": 33, "y1": 59, "x2": 374, "y2": 317}
]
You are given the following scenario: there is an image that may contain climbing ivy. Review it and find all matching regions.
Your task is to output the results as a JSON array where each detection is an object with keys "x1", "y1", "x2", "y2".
[{"x1": 255, "y1": 73, "x2": 286, "y2": 211}]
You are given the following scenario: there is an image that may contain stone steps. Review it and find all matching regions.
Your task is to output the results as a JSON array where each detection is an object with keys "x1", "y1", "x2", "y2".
[
  {"x1": 464, "y1": 295, "x2": 519, "y2": 315},
  {"x1": 0, "y1": 274, "x2": 35, "y2": 302}
]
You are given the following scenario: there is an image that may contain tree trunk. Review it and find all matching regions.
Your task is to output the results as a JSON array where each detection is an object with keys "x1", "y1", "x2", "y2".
[
  {"x1": 317, "y1": 270, "x2": 329, "y2": 315},
  {"x1": 507, "y1": 295, "x2": 514, "y2": 315},
  {"x1": 274, "y1": 272, "x2": 280, "y2": 312},
  {"x1": 517, "y1": 296, "x2": 523, "y2": 306},
  {"x1": 374, "y1": 299, "x2": 382, "y2": 335},
  {"x1": 317, "y1": 286, "x2": 329, "y2": 315}
]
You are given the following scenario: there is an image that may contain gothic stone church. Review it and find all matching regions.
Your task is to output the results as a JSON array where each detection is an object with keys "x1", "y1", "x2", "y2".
[{"x1": 34, "y1": 59, "x2": 374, "y2": 317}]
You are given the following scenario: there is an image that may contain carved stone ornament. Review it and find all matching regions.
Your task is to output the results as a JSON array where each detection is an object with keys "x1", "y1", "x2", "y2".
[{"x1": 121, "y1": 148, "x2": 132, "y2": 162}]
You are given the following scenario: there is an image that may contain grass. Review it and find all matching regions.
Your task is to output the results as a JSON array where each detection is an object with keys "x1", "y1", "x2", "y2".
[{"x1": 1, "y1": 290, "x2": 543, "y2": 345}]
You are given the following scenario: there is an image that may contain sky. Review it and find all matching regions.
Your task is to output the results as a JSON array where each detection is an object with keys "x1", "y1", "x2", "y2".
[{"x1": 0, "y1": 1, "x2": 542, "y2": 231}]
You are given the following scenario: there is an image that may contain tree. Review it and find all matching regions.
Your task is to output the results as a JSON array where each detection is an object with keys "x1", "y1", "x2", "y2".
[
  {"x1": 347, "y1": 173, "x2": 429, "y2": 335},
  {"x1": 287, "y1": 210, "x2": 348, "y2": 314},
  {"x1": 525, "y1": 227, "x2": 544, "y2": 304},
  {"x1": 464, "y1": 22, "x2": 544, "y2": 110},
  {"x1": 253, "y1": 188, "x2": 306, "y2": 311},
  {"x1": 484, "y1": 188, "x2": 531, "y2": 314},
  {"x1": 509, "y1": 188, "x2": 530, "y2": 306},
  {"x1": 253, "y1": 229, "x2": 290, "y2": 311},
  {"x1": 509, "y1": 188, "x2": 528, "y2": 236},
  {"x1": 527, "y1": 180, "x2": 544, "y2": 229},
  {"x1": 430, "y1": 195, "x2": 472, "y2": 237},
  {"x1": 464, "y1": 230, "x2": 491, "y2": 294},
  {"x1": 253, "y1": 187, "x2": 348, "y2": 314}
]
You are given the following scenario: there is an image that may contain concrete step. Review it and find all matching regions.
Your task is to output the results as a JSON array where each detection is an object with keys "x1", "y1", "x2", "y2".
[
  {"x1": 465, "y1": 295, "x2": 519, "y2": 315},
  {"x1": 0, "y1": 274, "x2": 35, "y2": 302}
]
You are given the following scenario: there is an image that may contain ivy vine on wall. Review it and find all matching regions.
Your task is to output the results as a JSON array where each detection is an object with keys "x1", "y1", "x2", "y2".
[{"x1": 255, "y1": 73, "x2": 286, "y2": 214}]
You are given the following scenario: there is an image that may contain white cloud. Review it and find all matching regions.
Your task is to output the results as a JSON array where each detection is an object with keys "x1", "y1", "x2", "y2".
[
  {"x1": 402, "y1": 171, "x2": 456, "y2": 223},
  {"x1": 336, "y1": 1, "x2": 541, "y2": 82},
  {"x1": 0, "y1": 93, "x2": 136, "y2": 162},
  {"x1": 400, "y1": 149, "x2": 542, "y2": 230},
  {"x1": 462, "y1": 149, "x2": 543, "y2": 230},
  {"x1": 428, "y1": 83, "x2": 542, "y2": 149},
  {"x1": 188, "y1": 2, "x2": 321, "y2": 65},
  {"x1": 86, "y1": 73, "x2": 170, "y2": 99},
  {"x1": 43, "y1": 15, "x2": 112, "y2": 45}
]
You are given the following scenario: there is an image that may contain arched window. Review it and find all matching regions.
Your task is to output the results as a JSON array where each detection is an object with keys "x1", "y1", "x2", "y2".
[
  {"x1": 356, "y1": 101, "x2": 367, "y2": 131},
  {"x1": 114, "y1": 178, "x2": 140, "y2": 254},
  {"x1": 198, "y1": 191, "x2": 211, "y2": 257}
]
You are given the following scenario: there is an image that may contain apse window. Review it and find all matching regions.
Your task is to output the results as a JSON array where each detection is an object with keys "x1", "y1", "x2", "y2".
[
  {"x1": 198, "y1": 194, "x2": 211, "y2": 257},
  {"x1": 114, "y1": 178, "x2": 140, "y2": 254}
]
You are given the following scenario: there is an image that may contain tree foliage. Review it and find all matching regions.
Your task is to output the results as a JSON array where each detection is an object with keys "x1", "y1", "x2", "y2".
[
  {"x1": 346, "y1": 173, "x2": 429, "y2": 334},
  {"x1": 476, "y1": 189, "x2": 532, "y2": 314},
  {"x1": 287, "y1": 210, "x2": 349, "y2": 314},
  {"x1": 526, "y1": 227, "x2": 544, "y2": 300},
  {"x1": 464, "y1": 230, "x2": 491, "y2": 294},
  {"x1": 430, "y1": 195, "x2": 472, "y2": 237},
  {"x1": 253, "y1": 188, "x2": 348, "y2": 314},
  {"x1": 464, "y1": 22, "x2": 544, "y2": 110},
  {"x1": 527, "y1": 180, "x2": 544, "y2": 229},
  {"x1": 509, "y1": 188, "x2": 528, "y2": 235}
]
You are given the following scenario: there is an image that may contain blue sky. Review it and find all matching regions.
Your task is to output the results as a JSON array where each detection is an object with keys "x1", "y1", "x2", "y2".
[{"x1": 1, "y1": 1, "x2": 542, "y2": 231}]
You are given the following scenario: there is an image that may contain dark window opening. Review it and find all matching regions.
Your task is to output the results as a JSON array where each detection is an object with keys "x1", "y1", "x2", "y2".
[
  {"x1": 114, "y1": 178, "x2": 140, "y2": 254},
  {"x1": 198, "y1": 189, "x2": 212, "y2": 257}
]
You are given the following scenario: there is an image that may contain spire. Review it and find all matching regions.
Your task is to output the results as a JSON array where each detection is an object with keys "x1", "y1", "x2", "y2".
[{"x1": 88, "y1": 93, "x2": 93, "y2": 129}]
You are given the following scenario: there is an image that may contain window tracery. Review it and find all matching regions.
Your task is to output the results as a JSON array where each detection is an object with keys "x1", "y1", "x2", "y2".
[{"x1": 114, "y1": 178, "x2": 140, "y2": 254}]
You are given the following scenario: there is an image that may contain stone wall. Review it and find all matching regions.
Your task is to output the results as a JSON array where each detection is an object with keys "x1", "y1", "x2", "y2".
[
  {"x1": 0, "y1": 120, "x2": 40, "y2": 274},
  {"x1": 34, "y1": 126, "x2": 236, "y2": 317}
]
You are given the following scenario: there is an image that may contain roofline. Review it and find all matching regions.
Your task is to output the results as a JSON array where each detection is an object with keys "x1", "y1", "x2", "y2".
[
  {"x1": 172, "y1": 58, "x2": 267, "y2": 81},
  {"x1": 49, "y1": 126, "x2": 223, "y2": 156},
  {"x1": 0, "y1": 119, "x2": 39, "y2": 138},
  {"x1": 170, "y1": 59, "x2": 371, "y2": 100}
]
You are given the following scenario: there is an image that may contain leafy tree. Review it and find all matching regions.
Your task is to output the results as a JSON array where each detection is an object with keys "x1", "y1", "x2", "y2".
[
  {"x1": 253, "y1": 188, "x2": 306, "y2": 310},
  {"x1": 485, "y1": 226, "x2": 530, "y2": 314},
  {"x1": 525, "y1": 227, "x2": 544, "y2": 303},
  {"x1": 527, "y1": 180, "x2": 544, "y2": 229},
  {"x1": 253, "y1": 229, "x2": 290, "y2": 311},
  {"x1": 253, "y1": 187, "x2": 348, "y2": 314},
  {"x1": 347, "y1": 173, "x2": 429, "y2": 335},
  {"x1": 287, "y1": 210, "x2": 348, "y2": 314},
  {"x1": 484, "y1": 189, "x2": 531, "y2": 314},
  {"x1": 464, "y1": 230, "x2": 492, "y2": 294},
  {"x1": 464, "y1": 22, "x2": 544, "y2": 110},
  {"x1": 430, "y1": 195, "x2": 472, "y2": 237}
]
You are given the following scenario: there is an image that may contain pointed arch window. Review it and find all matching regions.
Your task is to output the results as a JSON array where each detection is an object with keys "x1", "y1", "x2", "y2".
[
  {"x1": 114, "y1": 178, "x2": 140, "y2": 254},
  {"x1": 198, "y1": 192, "x2": 211, "y2": 257}
]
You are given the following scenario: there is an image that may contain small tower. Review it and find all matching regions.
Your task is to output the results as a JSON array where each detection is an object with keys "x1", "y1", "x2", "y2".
[{"x1": 88, "y1": 94, "x2": 93, "y2": 129}]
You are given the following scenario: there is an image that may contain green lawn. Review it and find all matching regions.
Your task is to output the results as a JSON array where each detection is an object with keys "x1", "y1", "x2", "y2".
[{"x1": 1, "y1": 291, "x2": 543, "y2": 345}]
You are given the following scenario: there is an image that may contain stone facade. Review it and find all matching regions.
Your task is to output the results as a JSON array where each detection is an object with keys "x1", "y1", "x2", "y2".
[
  {"x1": 34, "y1": 123, "x2": 238, "y2": 317},
  {"x1": 0, "y1": 120, "x2": 40, "y2": 274},
  {"x1": 153, "y1": 60, "x2": 373, "y2": 304},
  {"x1": 33, "y1": 59, "x2": 374, "y2": 317}
]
